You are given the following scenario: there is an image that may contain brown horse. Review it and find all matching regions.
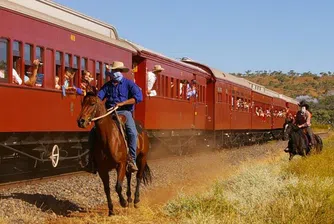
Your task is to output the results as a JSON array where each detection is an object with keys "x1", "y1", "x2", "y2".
[{"x1": 77, "y1": 90, "x2": 152, "y2": 216}]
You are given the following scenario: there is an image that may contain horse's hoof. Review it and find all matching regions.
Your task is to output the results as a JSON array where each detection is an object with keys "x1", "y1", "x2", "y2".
[
  {"x1": 134, "y1": 198, "x2": 140, "y2": 208},
  {"x1": 120, "y1": 199, "x2": 128, "y2": 208},
  {"x1": 134, "y1": 198, "x2": 140, "y2": 204},
  {"x1": 108, "y1": 211, "x2": 115, "y2": 216},
  {"x1": 127, "y1": 198, "x2": 133, "y2": 203}
]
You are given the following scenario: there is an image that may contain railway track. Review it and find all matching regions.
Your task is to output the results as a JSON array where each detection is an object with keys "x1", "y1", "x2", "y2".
[{"x1": 0, "y1": 131, "x2": 330, "y2": 187}]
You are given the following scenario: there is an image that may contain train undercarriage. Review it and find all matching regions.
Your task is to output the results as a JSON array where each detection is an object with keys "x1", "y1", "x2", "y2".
[{"x1": 0, "y1": 129, "x2": 284, "y2": 183}]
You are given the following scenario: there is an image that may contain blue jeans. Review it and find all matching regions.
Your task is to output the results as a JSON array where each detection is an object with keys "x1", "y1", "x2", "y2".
[
  {"x1": 88, "y1": 110, "x2": 137, "y2": 162},
  {"x1": 117, "y1": 110, "x2": 137, "y2": 162}
]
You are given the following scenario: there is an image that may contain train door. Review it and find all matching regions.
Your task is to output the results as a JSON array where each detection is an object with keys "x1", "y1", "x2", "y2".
[
  {"x1": 44, "y1": 48, "x2": 54, "y2": 89},
  {"x1": 205, "y1": 78, "x2": 215, "y2": 130},
  {"x1": 132, "y1": 56, "x2": 146, "y2": 124}
]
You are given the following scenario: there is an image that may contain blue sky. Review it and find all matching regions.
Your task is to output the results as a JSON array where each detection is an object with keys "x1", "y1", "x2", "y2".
[{"x1": 54, "y1": 0, "x2": 334, "y2": 74}]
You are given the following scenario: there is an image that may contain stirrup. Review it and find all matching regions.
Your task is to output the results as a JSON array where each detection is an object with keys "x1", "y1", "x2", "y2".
[{"x1": 126, "y1": 161, "x2": 138, "y2": 173}]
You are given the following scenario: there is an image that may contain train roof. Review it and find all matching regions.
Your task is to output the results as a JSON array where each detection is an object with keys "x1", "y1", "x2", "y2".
[
  {"x1": 121, "y1": 39, "x2": 209, "y2": 74},
  {"x1": 180, "y1": 58, "x2": 300, "y2": 103},
  {"x1": 181, "y1": 58, "x2": 254, "y2": 89},
  {"x1": 1, "y1": 0, "x2": 136, "y2": 52}
]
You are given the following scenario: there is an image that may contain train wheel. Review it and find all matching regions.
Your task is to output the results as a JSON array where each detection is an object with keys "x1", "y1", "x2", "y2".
[{"x1": 50, "y1": 145, "x2": 60, "y2": 168}]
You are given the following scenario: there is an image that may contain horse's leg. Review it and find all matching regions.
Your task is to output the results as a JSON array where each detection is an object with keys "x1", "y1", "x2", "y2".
[
  {"x1": 98, "y1": 170, "x2": 114, "y2": 216},
  {"x1": 289, "y1": 152, "x2": 294, "y2": 161},
  {"x1": 134, "y1": 154, "x2": 145, "y2": 207},
  {"x1": 115, "y1": 162, "x2": 128, "y2": 208},
  {"x1": 126, "y1": 171, "x2": 133, "y2": 204}
]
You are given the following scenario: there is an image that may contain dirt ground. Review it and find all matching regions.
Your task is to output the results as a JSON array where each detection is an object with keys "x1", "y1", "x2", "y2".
[{"x1": 51, "y1": 140, "x2": 287, "y2": 223}]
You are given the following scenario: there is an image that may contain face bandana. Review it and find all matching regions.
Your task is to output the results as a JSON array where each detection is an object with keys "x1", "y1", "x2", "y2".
[{"x1": 110, "y1": 71, "x2": 123, "y2": 83}]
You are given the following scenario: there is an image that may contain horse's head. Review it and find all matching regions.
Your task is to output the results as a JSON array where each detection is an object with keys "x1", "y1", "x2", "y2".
[
  {"x1": 77, "y1": 90, "x2": 101, "y2": 128},
  {"x1": 283, "y1": 117, "x2": 294, "y2": 140},
  {"x1": 283, "y1": 117, "x2": 300, "y2": 140}
]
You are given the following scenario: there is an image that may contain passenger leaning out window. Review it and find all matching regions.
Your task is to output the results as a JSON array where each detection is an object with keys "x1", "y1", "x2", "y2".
[
  {"x1": 55, "y1": 76, "x2": 61, "y2": 90},
  {"x1": 147, "y1": 65, "x2": 164, "y2": 96},
  {"x1": 62, "y1": 68, "x2": 76, "y2": 96},
  {"x1": 25, "y1": 59, "x2": 42, "y2": 87},
  {"x1": 12, "y1": 59, "x2": 41, "y2": 86},
  {"x1": 80, "y1": 70, "x2": 95, "y2": 95},
  {"x1": 186, "y1": 79, "x2": 197, "y2": 100},
  {"x1": 0, "y1": 63, "x2": 6, "y2": 79}
]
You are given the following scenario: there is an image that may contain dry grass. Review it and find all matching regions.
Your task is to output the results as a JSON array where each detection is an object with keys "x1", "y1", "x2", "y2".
[
  {"x1": 163, "y1": 135, "x2": 334, "y2": 224},
  {"x1": 42, "y1": 135, "x2": 333, "y2": 224}
]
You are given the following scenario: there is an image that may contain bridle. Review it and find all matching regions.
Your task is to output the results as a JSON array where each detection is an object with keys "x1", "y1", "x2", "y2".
[
  {"x1": 85, "y1": 97, "x2": 119, "y2": 122},
  {"x1": 91, "y1": 106, "x2": 118, "y2": 121}
]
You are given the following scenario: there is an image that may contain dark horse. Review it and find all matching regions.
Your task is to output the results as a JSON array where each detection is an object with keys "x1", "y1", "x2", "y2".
[
  {"x1": 283, "y1": 118, "x2": 323, "y2": 161},
  {"x1": 77, "y1": 90, "x2": 152, "y2": 216}
]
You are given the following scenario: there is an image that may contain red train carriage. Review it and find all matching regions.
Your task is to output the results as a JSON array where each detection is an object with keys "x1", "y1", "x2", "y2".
[
  {"x1": 121, "y1": 41, "x2": 211, "y2": 151},
  {"x1": 0, "y1": 0, "x2": 136, "y2": 173},
  {"x1": 180, "y1": 58, "x2": 299, "y2": 146}
]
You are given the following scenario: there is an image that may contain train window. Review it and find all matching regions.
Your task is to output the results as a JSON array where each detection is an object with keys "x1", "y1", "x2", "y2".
[
  {"x1": 65, "y1": 53, "x2": 71, "y2": 67},
  {"x1": 175, "y1": 79, "x2": 180, "y2": 98},
  {"x1": 65, "y1": 53, "x2": 75, "y2": 85},
  {"x1": 0, "y1": 39, "x2": 8, "y2": 82},
  {"x1": 23, "y1": 44, "x2": 33, "y2": 85},
  {"x1": 231, "y1": 96, "x2": 234, "y2": 110},
  {"x1": 35, "y1": 47, "x2": 44, "y2": 87},
  {"x1": 71, "y1": 56, "x2": 79, "y2": 86},
  {"x1": 81, "y1": 58, "x2": 87, "y2": 72},
  {"x1": 55, "y1": 51, "x2": 62, "y2": 87},
  {"x1": 24, "y1": 44, "x2": 32, "y2": 65},
  {"x1": 218, "y1": 92, "x2": 222, "y2": 102},
  {"x1": 103, "y1": 63, "x2": 107, "y2": 83},
  {"x1": 36, "y1": 47, "x2": 43, "y2": 61},
  {"x1": 197, "y1": 85, "x2": 201, "y2": 101},
  {"x1": 96, "y1": 61, "x2": 101, "y2": 89},
  {"x1": 73, "y1": 56, "x2": 78, "y2": 69},
  {"x1": 170, "y1": 77, "x2": 175, "y2": 98},
  {"x1": 180, "y1": 81, "x2": 186, "y2": 100},
  {"x1": 12, "y1": 41, "x2": 22, "y2": 84},
  {"x1": 55, "y1": 51, "x2": 62, "y2": 65}
]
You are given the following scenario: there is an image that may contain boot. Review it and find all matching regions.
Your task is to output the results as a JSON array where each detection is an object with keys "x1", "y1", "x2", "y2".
[{"x1": 127, "y1": 157, "x2": 138, "y2": 173}]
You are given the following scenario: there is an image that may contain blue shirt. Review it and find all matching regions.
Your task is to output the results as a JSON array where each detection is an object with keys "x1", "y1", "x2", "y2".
[{"x1": 97, "y1": 78, "x2": 143, "y2": 111}]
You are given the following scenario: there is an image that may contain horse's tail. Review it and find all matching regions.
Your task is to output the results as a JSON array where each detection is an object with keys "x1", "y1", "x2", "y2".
[
  {"x1": 315, "y1": 134, "x2": 323, "y2": 153},
  {"x1": 142, "y1": 163, "x2": 152, "y2": 186}
]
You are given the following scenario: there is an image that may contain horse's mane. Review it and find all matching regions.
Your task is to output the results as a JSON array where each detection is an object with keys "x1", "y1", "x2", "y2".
[{"x1": 85, "y1": 91, "x2": 96, "y2": 97}]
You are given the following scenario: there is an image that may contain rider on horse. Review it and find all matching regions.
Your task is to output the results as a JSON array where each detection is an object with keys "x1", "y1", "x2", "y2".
[
  {"x1": 87, "y1": 61, "x2": 143, "y2": 173},
  {"x1": 295, "y1": 101, "x2": 315, "y2": 146}
]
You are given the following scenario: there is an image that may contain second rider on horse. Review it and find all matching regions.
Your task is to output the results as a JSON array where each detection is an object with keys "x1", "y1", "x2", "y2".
[
  {"x1": 87, "y1": 61, "x2": 143, "y2": 173},
  {"x1": 295, "y1": 101, "x2": 315, "y2": 146},
  {"x1": 284, "y1": 100, "x2": 315, "y2": 153}
]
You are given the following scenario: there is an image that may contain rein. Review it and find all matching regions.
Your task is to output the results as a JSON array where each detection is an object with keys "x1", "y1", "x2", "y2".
[{"x1": 91, "y1": 105, "x2": 119, "y2": 122}]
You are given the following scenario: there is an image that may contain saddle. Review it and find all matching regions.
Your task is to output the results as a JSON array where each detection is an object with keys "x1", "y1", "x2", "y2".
[
  {"x1": 111, "y1": 113, "x2": 143, "y2": 141},
  {"x1": 111, "y1": 114, "x2": 128, "y2": 142}
]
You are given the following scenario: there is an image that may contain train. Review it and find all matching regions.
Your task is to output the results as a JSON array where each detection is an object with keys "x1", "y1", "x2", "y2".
[{"x1": 0, "y1": 0, "x2": 299, "y2": 175}]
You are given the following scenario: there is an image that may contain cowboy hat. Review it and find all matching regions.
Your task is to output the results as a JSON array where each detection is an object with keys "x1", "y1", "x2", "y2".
[
  {"x1": 298, "y1": 100, "x2": 310, "y2": 110},
  {"x1": 110, "y1": 61, "x2": 129, "y2": 72},
  {"x1": 152, "y1": 65, "x2": 164, "y2": 73}
]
